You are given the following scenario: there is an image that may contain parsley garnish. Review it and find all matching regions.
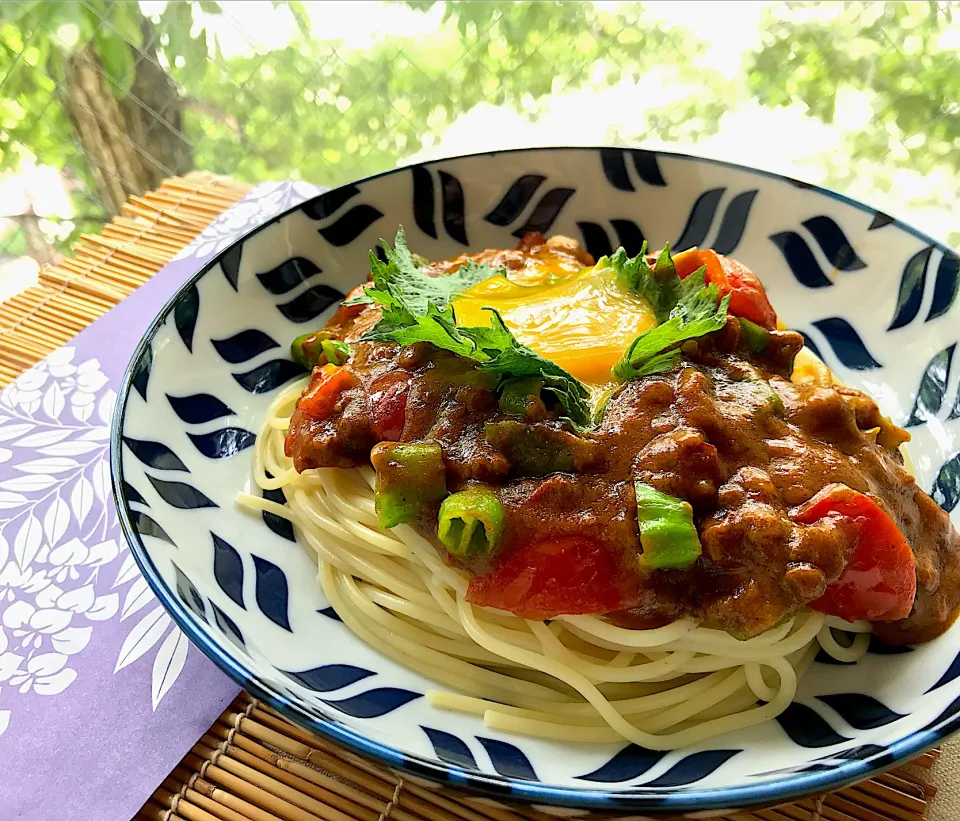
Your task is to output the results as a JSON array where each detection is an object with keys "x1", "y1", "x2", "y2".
[
  {"x1": 610, "y1": 246, "x2": 729, "y2": 380},
  {"x1": 603, "y1": 242, "x2": 706, "y2": 324},
  {"x1": 356, "y1": 228, "x2": 592, "y2": 426},
  {"x1": 347, "y1": 226, "x2": 500, "y2": 314},
  {"x1": 460, "y1": 311, "x2": 591, "y2": 427}
]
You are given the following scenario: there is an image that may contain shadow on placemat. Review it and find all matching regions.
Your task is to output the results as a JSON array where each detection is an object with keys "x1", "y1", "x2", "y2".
[{"x1": 0, "y1": 172, "x2": 941, "y2": 821}]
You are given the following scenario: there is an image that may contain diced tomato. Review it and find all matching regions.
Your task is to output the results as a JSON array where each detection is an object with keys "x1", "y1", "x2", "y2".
[
  {"x1": 298, "y1": 365, "x2": 358, "y2": 421},
  {"x1": 369, "y1": 372, "x2": 410, "y2": 441},
  {"x1": 697, "y1": 250, "x2": 778, "y2": 330},
  {"x1": 792, "y1": 484, "x2": 916, "y2": 622},
  {"x1": 672, "y1": 247, "x2": 705, "y2": 279},
  {"x1": 331, "y1": 283, "x2": 371, "y2": 323},
  {"x1": 465, "y1": 536, "x2": 632, "y2": 620},
  {"x1": 645, "y1": 247, "x2": 704, "y2": 279}
]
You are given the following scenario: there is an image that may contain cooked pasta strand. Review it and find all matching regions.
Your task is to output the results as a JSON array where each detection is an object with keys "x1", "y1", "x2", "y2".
[{"x1": 238, "y1": 377, "x2": 869, "y2": 749}]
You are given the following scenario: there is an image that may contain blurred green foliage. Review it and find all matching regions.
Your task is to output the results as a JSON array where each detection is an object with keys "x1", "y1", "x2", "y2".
[
  {"x1": 186, "y1": 1, "x2": 726, "y2": 185},
  {"x1": 747, "y1": 2, "x2": 960, "y2": 178},
  {"x1": 0, "y1": 0, "x2": 958, "y2": 258}
]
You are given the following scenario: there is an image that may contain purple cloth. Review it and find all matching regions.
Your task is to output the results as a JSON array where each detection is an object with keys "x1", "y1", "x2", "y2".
[{"x1": 0, "y1": 181, "x2": 321, "y2": 820}]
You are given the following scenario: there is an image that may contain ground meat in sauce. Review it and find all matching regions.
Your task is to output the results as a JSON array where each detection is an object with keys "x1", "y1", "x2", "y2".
[{"x1": 284, "y1": 233, "x2": 960, "y2": 645}]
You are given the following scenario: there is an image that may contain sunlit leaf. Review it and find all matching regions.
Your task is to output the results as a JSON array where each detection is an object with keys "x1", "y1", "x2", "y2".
[{"x1": 93, "y1": 29, "x2": 135, "y2": 96}]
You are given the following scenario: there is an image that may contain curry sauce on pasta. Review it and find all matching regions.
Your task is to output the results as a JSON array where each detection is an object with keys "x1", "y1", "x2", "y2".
[{"x1": 240, "y1": 230, "x2": 960, "y2": 749}]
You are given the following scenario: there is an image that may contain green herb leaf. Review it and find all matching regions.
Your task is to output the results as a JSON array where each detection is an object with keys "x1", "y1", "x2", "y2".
[
  {"x1": 608, "y1": 242, "x2": 682, "y2": 323},
  {"x1": 673, "y1": 268, "x2": 718, "y2": 320},
  {"x1": 354, "y1": 228, "x2": 591, "y2": 427},
  {"x1": 461, "y1": 310, "x2": 591, "y2": 427},
  {"x1": 363, "y1": 300, "x2": 476, "y2": 357},
  {"x1": 614, "y1": 289, "x2": 730, "y2": 381},
  {"x1": 609, "y1": 242, "x2": 729, "y2": 381},
  {"x1": 347, "y1": 226, "x2": 502, "y2": 314}
]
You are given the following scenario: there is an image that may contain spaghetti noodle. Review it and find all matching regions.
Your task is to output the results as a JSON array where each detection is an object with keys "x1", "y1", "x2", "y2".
[{"x1": 238, "y1": 364, "x2": 868, "y2": 751}]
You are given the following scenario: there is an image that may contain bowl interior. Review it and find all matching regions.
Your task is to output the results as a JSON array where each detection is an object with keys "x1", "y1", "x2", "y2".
[{"x1": 112, "y1": 147, "x2": 960, "y2": 814}]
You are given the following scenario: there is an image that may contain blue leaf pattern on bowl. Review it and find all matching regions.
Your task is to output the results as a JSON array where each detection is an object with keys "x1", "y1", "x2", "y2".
[
  {"x1": 220, "y1": 244, "x2": 243, "y2": 291},
  {"x1": 933, "y1": 452, "x2": 960, "y2": 513},
  {"x1": 770, "y1": 231, "x2": 835, "y2": 289},
  {"x1": 232, "y1": 359, "x2": 307, "y2": 394},
  {"x1": 905, "y1": 345, "x2": 955, "y2": 427},
  {"x1": 213, "y1": 532, "x2": 245, "y2": 608},
  {"x1": 801, "y1": 216, "x2": 866, "y2": 271},
  {"x1": 300, "y1": 185, "x2": 359, "y2": 221},
  {"x1": 167, "y1": 392, "x2": 235, "y2": 424},
  {"x1": 131, "y1": 343, "x2": 152, "y2": 400},
  {"x1": 323, "y1": 688, "x2": 421, "y2": 718},
  {"x1": 174, "y1": 283, "x2": 201, "y2": 353},
  {"x1": 253, "y1": 554, "x2": 292, "y2": 631},
  {"x1": 928, "y1": 648, "x2": 960, "y2": 694},
  {"x1": 599, "y1": 148, "x2": 666, "y2": 190},
  {"x1": 131, "y1": 510, "x2": 174, "y2": 545},
  {"x1": 776, "y1": 703, "x2": 851, "y2": 747},
  {"x1": 317, "y1": 204, "x2": 384, "y2": 246},
  {"x1": 509, "y1": 187, "x2": 575, "y2": 239},
  {"x1": 260, "y1": 473, "x2": 296, "y2": 542},
  {"x1": 711, "y1": 190, "x2": 757, "y2": 254},
  {"x1": 817, "y1": 693, "x2": 906, "y2": 730},
  {"x1": 576, "y1": 745, "x2": 667, "y2": 783},
  {"x1": 411, "y1": 166, "x2": 438, "y2": 239},
  {"x1": 477, "y1": 737, "x2": 539, "y2": 781},
  {"x1": 638, "y1": 750, "x2": 741, "y2": 789},
  {"x1": 317, "y1": 606, "x2": 342, "y2": 622},
  {"x1": 809, "y1": 317, "x2": 881, "y2": 370},
  {"x1": 256, "y1": 258, "x2": 322, "y2": 295},
  {"x1": 868, "y1": 211, "x2": 895, "y2": 230},
  {"x1": 284, "y1": 664, "x2": 375, "y2": 692},
  {"x1": 484, "y1": 175, "x2": 547, "y2": 227},
  {"x1": 888, "y1": 247, "x2": 934, "y2": 331},
  {"x1": 928, "y1": 250, "x2": 960, "y2": 322},
  {"x1": 123, "y1": 480, "x2": 148, "y2": 506},
  {"x1": 145, "y1": 475, "x2": 217, "y2": 509},
  {"x1": 211, "y1": 329, "x2": 281, "y2": 364},
  {"x1": 173, "y1": 562, "x2": 207, "y2": 623},
  {"x1": 276, "y1": 284, "x2": 346, "y2": 324},
  {"x1": 211, "y1": 601, "x2": 245, "y2": 647},
  {"x1": 674, "y1": 188, "x2": 725, "y2": 251},
  {"x1": 437, "y1": 170, "x2": 468, "y2": 245},
  {"x1": 123, "y1": 436, "x2": 189, "y2": 472},
  {"x1": 187, "y1": 428, "x2": 257, "y2": 459},
  {"x1": 422, "y1": 727, "x2": 479, "y2": 771}
]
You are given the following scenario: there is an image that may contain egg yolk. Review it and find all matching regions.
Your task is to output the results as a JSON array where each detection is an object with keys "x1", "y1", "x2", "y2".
[{"x1": 451, "y1": 263, "x2": 657, "y2": 386}]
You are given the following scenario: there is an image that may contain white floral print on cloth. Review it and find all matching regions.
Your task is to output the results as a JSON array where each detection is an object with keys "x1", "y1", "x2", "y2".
[
  {"x1": 0, "y1": 180, "x2": 315, "y2": 821},
  {"x1": 0, "y1": 347, "x2": 183, "y2": 725},
  {"x1": 0, "y1": 182, "x2": 325, "y2": 738}
]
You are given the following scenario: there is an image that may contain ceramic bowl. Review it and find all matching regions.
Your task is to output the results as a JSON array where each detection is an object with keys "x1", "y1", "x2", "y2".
[{"x1": 111, "y1": 147, "x2": 960, "y2": 818}]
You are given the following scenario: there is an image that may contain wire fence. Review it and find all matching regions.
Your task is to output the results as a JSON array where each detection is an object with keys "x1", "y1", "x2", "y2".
[{"x1": 1, "y1": 1, "x2": 958, "y2": 289}]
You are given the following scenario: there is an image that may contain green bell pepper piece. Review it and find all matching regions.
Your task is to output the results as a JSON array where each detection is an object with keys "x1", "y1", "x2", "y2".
[
  {"x1": 634, "y1": 482, "x2": 702, "y2": 571},
  {"x1": 485, "y1": 421, "x2": 604, "y2": 476},
  {"x1": 291, "y1": 332, "x2": 351, "y2": 369},
  {"x1": 739, "y1": 317, "x2": 770, "y2": 354},
  {"x1": 371, "y1": 442, "x2": 446, "y2": 529},
  {"x1": 437, "y1": 487, "x2": 505, "y2": 558},
  {"x1": 498, "y1": 376, "x2": 544, "y2": 418}
]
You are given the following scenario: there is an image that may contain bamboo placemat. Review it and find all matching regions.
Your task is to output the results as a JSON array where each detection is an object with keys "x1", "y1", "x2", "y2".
[{"x1": 0, "y1": 173, "x2": 943, "y2": 821}]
